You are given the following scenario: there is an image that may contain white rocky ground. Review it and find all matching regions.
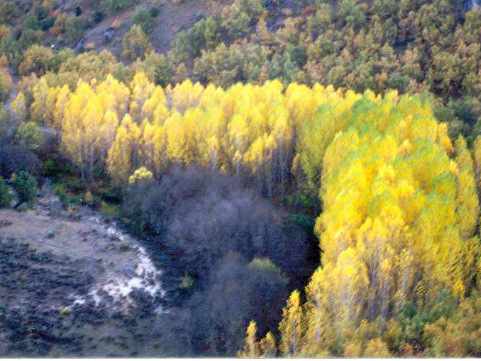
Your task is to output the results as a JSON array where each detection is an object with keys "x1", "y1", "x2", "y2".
[{"x1": 0, "y1": 184, "x2": 166, "y2": 314}]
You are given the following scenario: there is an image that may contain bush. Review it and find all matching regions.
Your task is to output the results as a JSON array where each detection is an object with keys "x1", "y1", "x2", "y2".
[
  {"x1": 100, "y1": 201, "x2": 120, "y2": 219},
  {"x1": 18, "y1": 45, "x2": 54, "y2": 76},
  {"x1": 122, "y1": 25, "x2": 153, "y2": 62},
  {"x1": 53, "y1": 182, "x2": 82, "y2": 209},
  {"x1": 149, "y1": 7, "x2": 160, "y2": 18},
  {"x1": 12, "y1": 171, "x2": 38, "y2": 209},
  {"x1": 64, "y1": 16, "x2": 87, "y2": 44},
  {"x1": 15, "y1": 121, "x2": 44, "y2": 151},
  {"x1": 0, "y1": 176, "x2": 12, "y2": 208},
  {"x1": 0, "y1": 2, "x2": 18, "y2": 25},
  {"x1": 133, "y1": 52, "x2": 174, "y2": 86},
  {"x1": 92, "y1": 11, "x2": 105, "y2": 24},
  {"x1": 133, "y1": 9, "x2": 156, "y2": 33}
]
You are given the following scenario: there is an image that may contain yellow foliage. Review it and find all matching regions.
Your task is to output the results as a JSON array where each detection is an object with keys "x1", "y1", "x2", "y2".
[
  {"x1": 279, "y1": 290, "x2": 304, "y2": 356},
  {"x1": 25, "y1": 73, "x2": 481, "y2": 357},
  {"x1": 128, "y1": 167, "x2": 153, "y2": 185},
  {"x1": 238, "y1": 321, "x2": 261, "y2": 358}
]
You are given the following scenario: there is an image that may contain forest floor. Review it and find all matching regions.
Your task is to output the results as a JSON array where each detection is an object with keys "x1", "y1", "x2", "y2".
[{"x1": 0, "y1": 182, "x2": 174, "y2": 356}]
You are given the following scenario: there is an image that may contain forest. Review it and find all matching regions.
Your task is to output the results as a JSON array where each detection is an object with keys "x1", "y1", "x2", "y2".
[{"x1": 0, "y1": 0, "x2": 481, "y2": 358}]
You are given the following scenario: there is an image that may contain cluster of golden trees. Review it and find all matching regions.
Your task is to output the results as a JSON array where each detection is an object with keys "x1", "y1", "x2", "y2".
[
  {"x1": 241, "y1": 91, "x2": 481, "y2": 356},
  {"x1": 23, "y1": 72, "x2": 358, "y2": 195}
]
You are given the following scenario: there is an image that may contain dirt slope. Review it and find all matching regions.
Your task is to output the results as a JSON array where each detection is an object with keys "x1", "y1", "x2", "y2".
[
  {"x1": 0, "y1": 183, "x2": 168, "y2": 356},
  {"x1": 80, "y1": 0, "x2": 214, "y2": 57}
]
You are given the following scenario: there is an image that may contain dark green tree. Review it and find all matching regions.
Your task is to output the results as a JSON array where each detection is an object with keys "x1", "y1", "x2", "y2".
[
  {"x1": 0, "y1": 176, "x2": 12, "y2": 208},
  {"x1": 12, "y1": 171, "x2": 38, "y2": 209}
]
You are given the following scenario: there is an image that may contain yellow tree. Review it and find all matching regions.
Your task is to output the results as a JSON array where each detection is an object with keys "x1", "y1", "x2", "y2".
[
  {"x1": 472, "y1": 135, "x2": 481, "y2": 187},
  {"x1": 238, "y1": 321, "x2": 261, "y2": 358},
  {"x1": 270, "y1": 92, "x2": 480, "y2": 357},
  {"x1": 279, "y1": 290, "x2": 304, "y2": 356},
  {"x1": 107, "y1": 114, "x2": 142, "y2": 184},
  {"x1": 455, "y1": 136, "x2": 479, "y2": 239},
  {"x1": 129, "y1": 72, "x2": 155, "y2": 122},
  {"x1": 10, "y1": 92, "x2": 27, "y2": 122},
  {"x1": 259, "y1": 332, "x2": 277, "y2": 357},
  {"x1": 61, "y1": 81, "x2": 99, "y2": 180},
  {"x1": 53, "y1": 85, "x2": 71, "y2": 129},
  {"x1": 30, "y1": 77, "x2": 51, "y2": 123}
]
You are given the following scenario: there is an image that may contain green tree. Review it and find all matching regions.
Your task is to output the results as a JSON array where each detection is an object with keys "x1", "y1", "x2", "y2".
[
  {"x1": 12, "y1": 171, "x2": 38, "y2": 209},
  {"x1": 122, "y1": 25, "x2": 153, "y2": 62},
  {"x1": 18, "y1": 45, "x2": 54, "y2": 76},
  {"x1": 133, "y1": 9, "x2": 156, "y2": 33},
  {"x1": 15, "y1": 121, "x2": 44, "y2": 151},
  {"x1": 0, "y1": 176, "x2": 12, "y2": 208}
]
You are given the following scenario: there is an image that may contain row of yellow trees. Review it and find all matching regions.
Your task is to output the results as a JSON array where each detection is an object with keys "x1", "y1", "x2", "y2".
[
  {"x1": 22, "y1": 72, "x2": 361, "y2": 196},
  {"x1": 15, "y1": 73, "x2": 481, "y2": 356}
]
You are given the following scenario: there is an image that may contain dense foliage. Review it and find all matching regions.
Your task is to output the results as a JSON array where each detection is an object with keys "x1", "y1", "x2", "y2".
[{"x1": 243, "y1": 89, "x2": 481, "y2": 357}]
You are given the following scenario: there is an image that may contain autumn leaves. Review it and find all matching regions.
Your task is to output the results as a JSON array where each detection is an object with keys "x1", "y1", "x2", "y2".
[{"x1": 20, "y1": 71, "x2": 481, "y2": 355}]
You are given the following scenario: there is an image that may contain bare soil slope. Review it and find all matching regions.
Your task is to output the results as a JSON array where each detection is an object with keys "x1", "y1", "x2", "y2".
[
  {"x1": 80, "y1": 0, "x2": 214, "y2": 57},
  {"x1": 0, "y1": 184, "x2": 168, "y2": 356}
]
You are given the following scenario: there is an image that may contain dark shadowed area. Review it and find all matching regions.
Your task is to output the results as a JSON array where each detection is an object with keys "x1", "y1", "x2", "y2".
[{"x1": 123, "y1": 166, "x2": 315, "y2": 355}]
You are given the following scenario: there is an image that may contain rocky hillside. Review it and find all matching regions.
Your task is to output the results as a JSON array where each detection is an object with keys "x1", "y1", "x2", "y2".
[
  {"x1": 0, "y1": 0, "x2": 227, "y2": 56},
  {"x1": 0, "y1": 182, "x2": 173, "y2": 356}
]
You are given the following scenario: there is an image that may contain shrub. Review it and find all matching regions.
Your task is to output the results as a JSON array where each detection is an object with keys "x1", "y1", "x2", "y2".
[
  {"x1": 0, "y1": 2, "x2": 18, "y2": 24},
  {"x1": 128, "y1": 166, "x2": 153, "y2": 185},
  {"x1": 18, "y1": 45, "x2": 54, "y2": 76},
  {"x1": 122, "y1": 25, "x2": 153, "y2": 62},
  {"x1": 133, "y1": 52, "x2": 174, "y2": 86},
  {"x1": 53, "y1": 183, "x2": 80, "y2": 208},
  {"x1": 100, "y1": 201, "x2": 120, "y2": 218},
  {"x1": 92, "y1": 11, "x2": 105, "y2": 24},
  {"x1": 15, "y1": 121, "x2": 44, "y2": 151},
  {"x1": 64, "y1": 16, "x2": 87, "y2": 44},
  {"x1": 12, "y1": 171, "x2": 38, "y2": 209},
  {"x1": 133, "y1": 9, "x2": 156, "y2": 33},
  {"x1": 149, "y1": 7, "x2": 160, "y2": 18},
  {"x1": 0, "y1": 176, "x2": 12, "y2": 208}
]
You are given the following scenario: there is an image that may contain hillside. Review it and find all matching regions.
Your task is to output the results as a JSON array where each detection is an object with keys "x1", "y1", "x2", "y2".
[
  {"x1": 0, "y1": 182, "x2": 170, "y2": 356},
  {"x1": 1, "y1": 0, "x2": 481, "y2": 139},
  {"x1": 1, "y1": 0, "x2": 481, "y2": 358},
  {"x1": 1, "y1": 0, "x2": 218, "y2": 52}
]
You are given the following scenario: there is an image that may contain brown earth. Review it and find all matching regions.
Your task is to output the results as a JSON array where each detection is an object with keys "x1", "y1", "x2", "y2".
[{"x1": 80, "y1": 0, "x2": 217, "y2": 57}]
